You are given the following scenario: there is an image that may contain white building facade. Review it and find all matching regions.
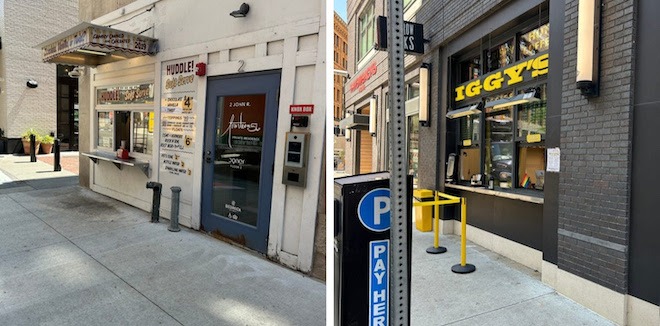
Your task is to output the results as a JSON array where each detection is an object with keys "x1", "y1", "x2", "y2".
[{"x1": 41, "y1": 0, "x2": 326, "y2": 274}]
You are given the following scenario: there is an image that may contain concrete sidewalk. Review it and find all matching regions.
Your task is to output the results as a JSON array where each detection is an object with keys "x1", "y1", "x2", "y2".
[
  {"x1": 410, "y1": 229, "x2": 615, "y2": 325},
  {"x1": 0, "y1": 154, "x2": 325, "y2": 325}
]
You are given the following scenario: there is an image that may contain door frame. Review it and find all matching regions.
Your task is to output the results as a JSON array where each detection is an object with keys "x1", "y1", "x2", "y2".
[{"x1": 201, "y1": 70, "x2": 281, "y2": 253}]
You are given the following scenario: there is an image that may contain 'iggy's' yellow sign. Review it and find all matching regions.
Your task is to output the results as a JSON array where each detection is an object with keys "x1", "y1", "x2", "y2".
[{"x1": 455, "y1": 53, "x2": 548, "y2": 102}]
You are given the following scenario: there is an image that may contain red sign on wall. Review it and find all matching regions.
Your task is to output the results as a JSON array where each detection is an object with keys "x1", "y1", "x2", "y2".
[
  {"x1": 290, "y1": 104, "x2": 314, "y2": 114},
  {"x1": 349, "y1": 61, "x2": 378, "y2": 93}
]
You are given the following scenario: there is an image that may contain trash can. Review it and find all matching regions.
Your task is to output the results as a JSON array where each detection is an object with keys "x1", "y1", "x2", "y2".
[
  {"x1": 413, "y1": 189, "x2": 434, "y2": 232},
  {"x1": 334, "y1": 172, "x2": 412, "y2": 326}
]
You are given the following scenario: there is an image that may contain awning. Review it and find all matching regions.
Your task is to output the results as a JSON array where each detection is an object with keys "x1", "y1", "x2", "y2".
[
  {"x1": 36, "y1": 22, "x2": 158, "y2": 66},
  {"x1": 339, "y1": 114, "x2": 370, "y2": 130},
  {"x1": 485, "y1": 90, "x2": 540, "y2": 110},
  {"x1": 446, "y1": 103, "x2": 482, "y2": 119}
]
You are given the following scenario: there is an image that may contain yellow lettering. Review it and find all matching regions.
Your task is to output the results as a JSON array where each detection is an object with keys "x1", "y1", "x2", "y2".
[
  {"x1": 483, "y1": 72, "x2": 504, "y2": 92},
  {"x1": 531, "y1": 53, "x2": 549, "y2": 77},
  {"x1": 455, "y1": 85, "x2": 466, "y2": 101},
  {"x1": 503, "y1": 62, "x2": 527, "y2": 85},
  {"x1": 465, "y1": 80, "x2": 482, "y2": 98}
]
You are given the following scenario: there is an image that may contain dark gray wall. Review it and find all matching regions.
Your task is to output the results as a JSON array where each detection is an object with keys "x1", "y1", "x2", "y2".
[
  {"x1": 558, "y1": 0, "x2": 635, "y2": 293},
  {"x1": 541, "y1": 0, "x2": 564, "y2": 265},
  {"x1": 629, "y1": 0, "x2": 660, "y2": 306}
]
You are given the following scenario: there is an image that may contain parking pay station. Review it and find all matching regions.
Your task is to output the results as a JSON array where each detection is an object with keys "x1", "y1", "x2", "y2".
[{"x1": 334, "y1": 172, "x2": 412, "y2": 326}]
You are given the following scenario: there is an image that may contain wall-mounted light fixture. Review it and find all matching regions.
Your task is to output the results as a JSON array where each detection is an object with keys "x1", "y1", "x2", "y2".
[
  {"x1": 230, "y1": 3, "x2": 250, "y2": 18},
  {"x1": 344, "y1": 118, "x2": 351, "y2": 142},
  {"x1": 369, "y1": 96, "x2": 377, "y2": 136},
  {"x1": 419, "y1": 63, "x2": 430, "y2": 126},
  {"x1": 447, "y1": 103, "x2": 482, "y2": 119},
  {"x1": 485, "y1": 88, "x2": 540, "y2": 110},
  {"x1": 77, "y1": 49, "x2": 108, "y2": 56},
  {"x1": 26, "y1": 79, "x2": 38, "y2": 88},
  {"x1": 576, "y1": 0, "x2": 601, "y2": 97}
]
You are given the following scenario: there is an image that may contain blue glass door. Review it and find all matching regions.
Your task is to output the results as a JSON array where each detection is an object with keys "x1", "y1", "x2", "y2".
[{"x1": 201, "y1": 71, "x2": 280, "y2": 253}]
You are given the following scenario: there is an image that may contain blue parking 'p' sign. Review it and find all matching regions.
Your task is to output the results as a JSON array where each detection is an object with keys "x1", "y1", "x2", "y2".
[{"x1": 358, "y1": 188, "x2": 391, "y2": 232}]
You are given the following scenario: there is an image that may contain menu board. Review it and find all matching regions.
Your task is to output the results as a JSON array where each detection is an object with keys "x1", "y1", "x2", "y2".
[{"x1": 159, "y1": 56, "x2": 198, "y2": 204}]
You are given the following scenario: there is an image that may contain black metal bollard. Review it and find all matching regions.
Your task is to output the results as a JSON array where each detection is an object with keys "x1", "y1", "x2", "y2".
[
  {"x1": 30, "y1": 134, "x2": 36, "y2": 162},
  {"x1": 146, "y1": 182, "x2": 162, "y2": 223},
  {"x1": 168, "y1": 186, "x2": 181, "y2": 232},
  {"x1": 53, "y1": 139, "x2": 61, "y2": 171}
]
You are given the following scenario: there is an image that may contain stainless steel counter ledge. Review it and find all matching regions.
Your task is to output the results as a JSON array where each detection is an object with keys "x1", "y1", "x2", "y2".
[
  {"x1": 82, "y1": 151, "x2": 150, "y2": 177},
  {"x1": 444, "y1": 183, "x2": 544, "y2": 204}
]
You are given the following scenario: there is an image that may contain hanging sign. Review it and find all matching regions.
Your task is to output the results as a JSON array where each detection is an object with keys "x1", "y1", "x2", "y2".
[{"x1": 376, "y1": 16, "x2": 425, "y2": 54}]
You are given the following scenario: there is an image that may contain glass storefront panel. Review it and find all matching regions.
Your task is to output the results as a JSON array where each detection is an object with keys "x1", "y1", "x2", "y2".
[
  {"x1": 485, "y1": 107, "x2": 513, "y2": 188},
  {"x1": 97, "y1": 111, "x2": 113, "y2": 148},
  {"x1": 407, "y1": 115, "x2": 419, "y2": 188},
  {"x1": 132, "y1": 112, "x2": 154, "y2": 155}
]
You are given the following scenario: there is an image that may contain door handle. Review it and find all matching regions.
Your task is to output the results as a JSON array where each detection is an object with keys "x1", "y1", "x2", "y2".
[{"x1": 205, "y1": 150, "x2": 212, "y2": 163}]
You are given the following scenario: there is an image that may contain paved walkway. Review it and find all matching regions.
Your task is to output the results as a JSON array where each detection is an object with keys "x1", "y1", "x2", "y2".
[
  {"x1": 0, "y1": 154, "x2": 325, "y2": 325},
  {"x1": 335, "y1": 170, "x2": 615, "y2": 326},
  {"x1": 410, "y1": 230, "x2": 614, "y2": 325}
]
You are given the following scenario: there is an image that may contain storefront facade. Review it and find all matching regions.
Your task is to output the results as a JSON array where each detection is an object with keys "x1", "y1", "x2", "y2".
[
  {"x1": 347, "y1": 0, "x2": 658, "y2": 324},
  {"x1": 41, "y1": 0, "x2": 326, "y2": 275}
]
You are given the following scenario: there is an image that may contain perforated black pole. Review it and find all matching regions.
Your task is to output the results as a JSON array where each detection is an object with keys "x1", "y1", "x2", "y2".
[
  {"x1": 388, "y1": 0, "x2": 410, "y2": 324},
  {"x1": 54, "y1": 139, "x2": 61, "y2": 171},
  {"x1": 29, "y1": 135, "x2": 36, "y2": 162}
]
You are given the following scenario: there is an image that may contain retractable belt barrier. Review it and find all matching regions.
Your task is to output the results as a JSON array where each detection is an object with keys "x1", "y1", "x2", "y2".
[{"x1": 413, "y1": 191, "x2": 476, "y2": 274}]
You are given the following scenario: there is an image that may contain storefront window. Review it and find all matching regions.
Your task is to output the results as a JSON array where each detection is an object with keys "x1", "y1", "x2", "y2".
[
  {"x1": 517, "y1": 84, "x2": 547, "y2": 190},
  {"x1": 485, "y1": 39, "x2": 514, "y2": 73},
  {"x1": 485, "y1": 105, "x2": 513, "y2": 188},
  {"x1": 358, "y1": 1, "x2": 375, "y2": 62},
  {"x1": 97, "y1": 111, "x2": 113, "y2": 149},
  {"x1": 132, "y1": 112, "x2": 154, "y2": 155},
  {"x1": 96, "y1": 110, "x2": 155, "y2": 155},
  {"x1": 458, "y1": 113, "x2": 481, "y2": 182},
  {"x1": 519, "y1": 23, "x2": 549, "y2": 59},
  {"x1": 458, "y1": 56, "x2": 481, "y2": 84},
  {"x1": 408, "y1": 115, "x2": 419, "y2": 188}
]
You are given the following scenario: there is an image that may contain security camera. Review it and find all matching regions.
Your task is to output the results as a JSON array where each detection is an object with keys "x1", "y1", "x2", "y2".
[
  {"x1": 26, "y1": 79, "x2": 38, "y2": 88},
  {"x1": 68, "y1": 67, "x2": 84, "y2": 78}
]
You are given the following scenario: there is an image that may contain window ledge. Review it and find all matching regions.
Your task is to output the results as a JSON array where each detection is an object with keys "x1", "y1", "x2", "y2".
[
  {"x1": 82, "y1": 151, "x2": 150, "y2": 177},
  {"x1": 445, "y1": 183, "x2": 544, "y2": 204}
]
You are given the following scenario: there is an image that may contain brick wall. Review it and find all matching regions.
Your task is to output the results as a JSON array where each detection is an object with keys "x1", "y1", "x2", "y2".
[
  {"x1": 558, "y1": 0, "x2": 635, "y2": 293},
  {"x1": 1, "y1": 0, "x2": 78, "y2": 138}
]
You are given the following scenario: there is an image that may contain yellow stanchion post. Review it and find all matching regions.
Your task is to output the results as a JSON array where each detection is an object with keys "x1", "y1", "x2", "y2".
[
  {"x1": 426, "y1": 191, "x2": 447, "y2": 254},
  {"x1": 451, "y1": 197, "x2": 476, "y2": 274}
]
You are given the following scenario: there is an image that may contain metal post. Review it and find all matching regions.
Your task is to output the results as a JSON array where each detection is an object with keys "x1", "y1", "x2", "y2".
[
  {"x1": 387, "y1": 0, "x2": 410, "y2": 324},
  {"x1": 53, "y1": 139, "x2": 61, "y2": 171},
  {"x1": 168, "y1": 186, "x2": 181, "y2": 232},
  {"x1": 426, "y1": 191, "x2": 447, "y2": 254},
  {"x1": 29, "y1": 134, "x2": 36, "y2": 162},
  {"x1": 145, "y1": 182, "x2": 162, "y2": 223},
  {"x1": 451, "y1": 197, "x2": 476, "y2": 274}
]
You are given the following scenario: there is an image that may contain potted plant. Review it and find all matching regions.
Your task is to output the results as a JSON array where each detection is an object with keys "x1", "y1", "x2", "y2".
[
  {"x1": 40, "y1": 134, "x2": 55, "y2": 154},
  {"x1": 21, "y1": 128, "x2": 41, "y2": 155}
]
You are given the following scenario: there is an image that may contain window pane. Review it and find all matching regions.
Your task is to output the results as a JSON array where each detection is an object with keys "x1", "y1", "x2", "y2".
[
  {"x1": 132, "y1": 112, "x2": 154, "y2": 155},
  {"x1": 485, "y1": 108, "x2": 513, "y2": 188},
  {"x1": 358, "y1": 2, "x2": 375, "y2": 60},
  {"x1": 520, "y1": 23, "x2": 550, "y2": 59},
  {"x1": 408, "y1": 115, "x2": 419, "y2": 188},
  {"x1": 97, "y1": 112, "x2": 113, "y2": 148},
  {"x1": 459, "y1": 113, "x2": 481, "y2": 144},
  {"x1": 517, "y1": 85, "x2": 547, "y2": 139},
  {"x1": 458, "y1": 56, "x2": 481, "y2": 84},
  {"x1": 485, "y1": 39, "x2": 514, "y2": 72},
  {"x1": 518, "y1": 146, "x2": 545, "y2": 190},
  {"x1": 459, "y1": 148, "x2": 481, "y2": 182}
]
